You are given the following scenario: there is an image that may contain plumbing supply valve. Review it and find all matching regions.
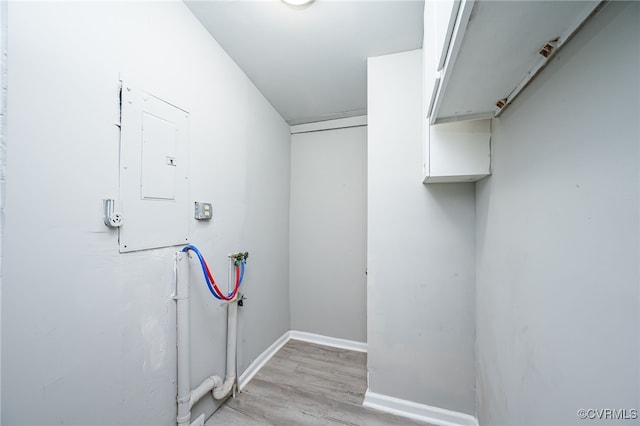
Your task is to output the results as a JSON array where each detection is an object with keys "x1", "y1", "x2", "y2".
[
  {"x1": 230, "y1": 251, "x2": 249, "y2": 266},
  {"x1": 237, "y1": 293, "x2": 246, "y2": 307}
]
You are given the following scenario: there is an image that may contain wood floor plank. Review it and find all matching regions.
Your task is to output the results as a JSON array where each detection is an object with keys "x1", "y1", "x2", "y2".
[
  {"x1": 256, "y1": 360, "x2": 367, "y2": 405},
  {"x1": 206, "y1": 405, "x2": 268, "y2": 426},
  {"x1": 205, "y1": 339, "x2": 430, "y2": 426}
]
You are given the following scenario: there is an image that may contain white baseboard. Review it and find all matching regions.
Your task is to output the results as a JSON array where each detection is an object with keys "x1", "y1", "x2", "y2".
[
  {"x1": 363, "y1": 390, "x2": 478, "y2": 426},
  {"x1": 238, "y1": 331, "x2": 289, "y2": 390},
  {"x1": 238, "y1": 333, "x2": 475, "y2": 426},
  {"x1": 289, "y1": 330, "x2": 367, "y2": 353}
]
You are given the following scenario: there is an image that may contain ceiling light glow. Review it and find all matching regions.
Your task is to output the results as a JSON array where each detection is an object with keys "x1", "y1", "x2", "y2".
[{"x1": 282, "y1": 0, "x2": 314, "y2": 6}]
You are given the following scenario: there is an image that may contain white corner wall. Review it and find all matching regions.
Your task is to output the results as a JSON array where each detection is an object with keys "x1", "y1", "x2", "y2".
[
  {"x1": 367, "y1": 50, "x2": 476, "y2": 415},
  {"x1": 4, "y1": 2, "x2": 290, "y2": 424},
  {"x1": 289, "y1": 124, "x2": 367, "y2": 342},
  {"x1": 0, "y1": 0, "x2": 5, "y2": 417},
  {"x1": 475, "y1": 2, "x2": 639, "y2": 424}
]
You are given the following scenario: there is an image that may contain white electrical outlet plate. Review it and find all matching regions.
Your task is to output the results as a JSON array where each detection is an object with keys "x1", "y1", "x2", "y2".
[
  {"x1": 103, "y1": 199, "x2": 123, "y2": 228},
  {"x1": 194, "y1": 202, "x2": 212, "y2": 220}
]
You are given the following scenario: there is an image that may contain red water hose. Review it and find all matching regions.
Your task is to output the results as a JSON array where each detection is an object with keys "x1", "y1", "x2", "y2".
[{"x1": 203, "y1": 259, "x2": 240, "y2": 301}]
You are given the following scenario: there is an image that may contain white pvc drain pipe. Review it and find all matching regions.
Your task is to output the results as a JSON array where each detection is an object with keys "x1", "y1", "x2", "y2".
[{"x1": 175, "y1": 252, "x2": 237, "y2": 426}]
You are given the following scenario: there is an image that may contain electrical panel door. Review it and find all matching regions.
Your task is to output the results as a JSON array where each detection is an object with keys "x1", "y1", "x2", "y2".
[
  {"x1": 119, "y1": 83, "x2": 190, "y2": 252},
  {"x1": 141, "y1": 112, "x2": 178, "y2": 201}
]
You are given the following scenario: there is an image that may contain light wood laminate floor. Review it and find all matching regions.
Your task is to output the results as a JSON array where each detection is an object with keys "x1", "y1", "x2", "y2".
[{"x1": 206, "y1": 339, "x2": 429, "y2": 425}]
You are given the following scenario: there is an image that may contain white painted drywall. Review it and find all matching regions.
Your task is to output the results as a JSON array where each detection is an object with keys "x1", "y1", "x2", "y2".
[
  {"x1": 475, "y1": 2, "x2": 640, "y2": 424},
  {"x1": 0, "y1": 0, "x2": 5, "y2": 417},
  {"x1": 289, "y1": 124, "x2": 367, "y2": 343},
  {"x1": 4, "y1": 2, "x2": 290, "y2": 424},
  {"x1": 367, "y1": 50, "x2": 476, "y2": 414}
]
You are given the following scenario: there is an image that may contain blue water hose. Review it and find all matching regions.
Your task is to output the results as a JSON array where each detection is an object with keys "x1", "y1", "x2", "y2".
[
  {"x1": 181, "y1": 244, "x2": 246, "y2": 300},
  {"x1": 182, "y1": 244, "x2": 221, "y2": 299}
]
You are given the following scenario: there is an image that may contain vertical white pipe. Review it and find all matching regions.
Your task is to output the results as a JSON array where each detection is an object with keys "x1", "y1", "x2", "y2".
[
  {"x1": 177, "y1": 250, "x2": 237, "y2": 416},
  {"x1": 176, "y1": 252, "x2": 191, "y2": 426},
  {"x1": 225, "y1": 300, "x2": 237, "y2": 382},
  {"x1": 213, "y1": 298, "x2": 238, "y2": 400}
]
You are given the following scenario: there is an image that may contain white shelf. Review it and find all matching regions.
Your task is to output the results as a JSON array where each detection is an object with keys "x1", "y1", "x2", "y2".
[
  {"x1": 426, "y1": 0, "x2": 603, "y2": 124},
  {"x1": 423, "y1": 119, "x2": 491, "y2": 184}
]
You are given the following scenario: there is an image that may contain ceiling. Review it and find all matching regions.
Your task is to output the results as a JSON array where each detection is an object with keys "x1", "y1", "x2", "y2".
[{"x1": 185, "y1": 0, "x2": 424, "y2": 125}]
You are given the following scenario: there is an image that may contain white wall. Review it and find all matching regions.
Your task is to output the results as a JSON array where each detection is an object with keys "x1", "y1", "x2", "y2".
[
  {"x1": 0, "y1": 0, "x2": 5, "y2": 417},
  {"x1": 475, "y1": 2, "x2": 640, "y2": 424},
  {"x1": 289, "y1": 125, "x2": 367, "y2": 342},
  {"x1": 367, "y1": 50, "x2": 476, "y2": 414},
  {"x1": 3, "y1": 2, "x2": 290, "y2": 424}
]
